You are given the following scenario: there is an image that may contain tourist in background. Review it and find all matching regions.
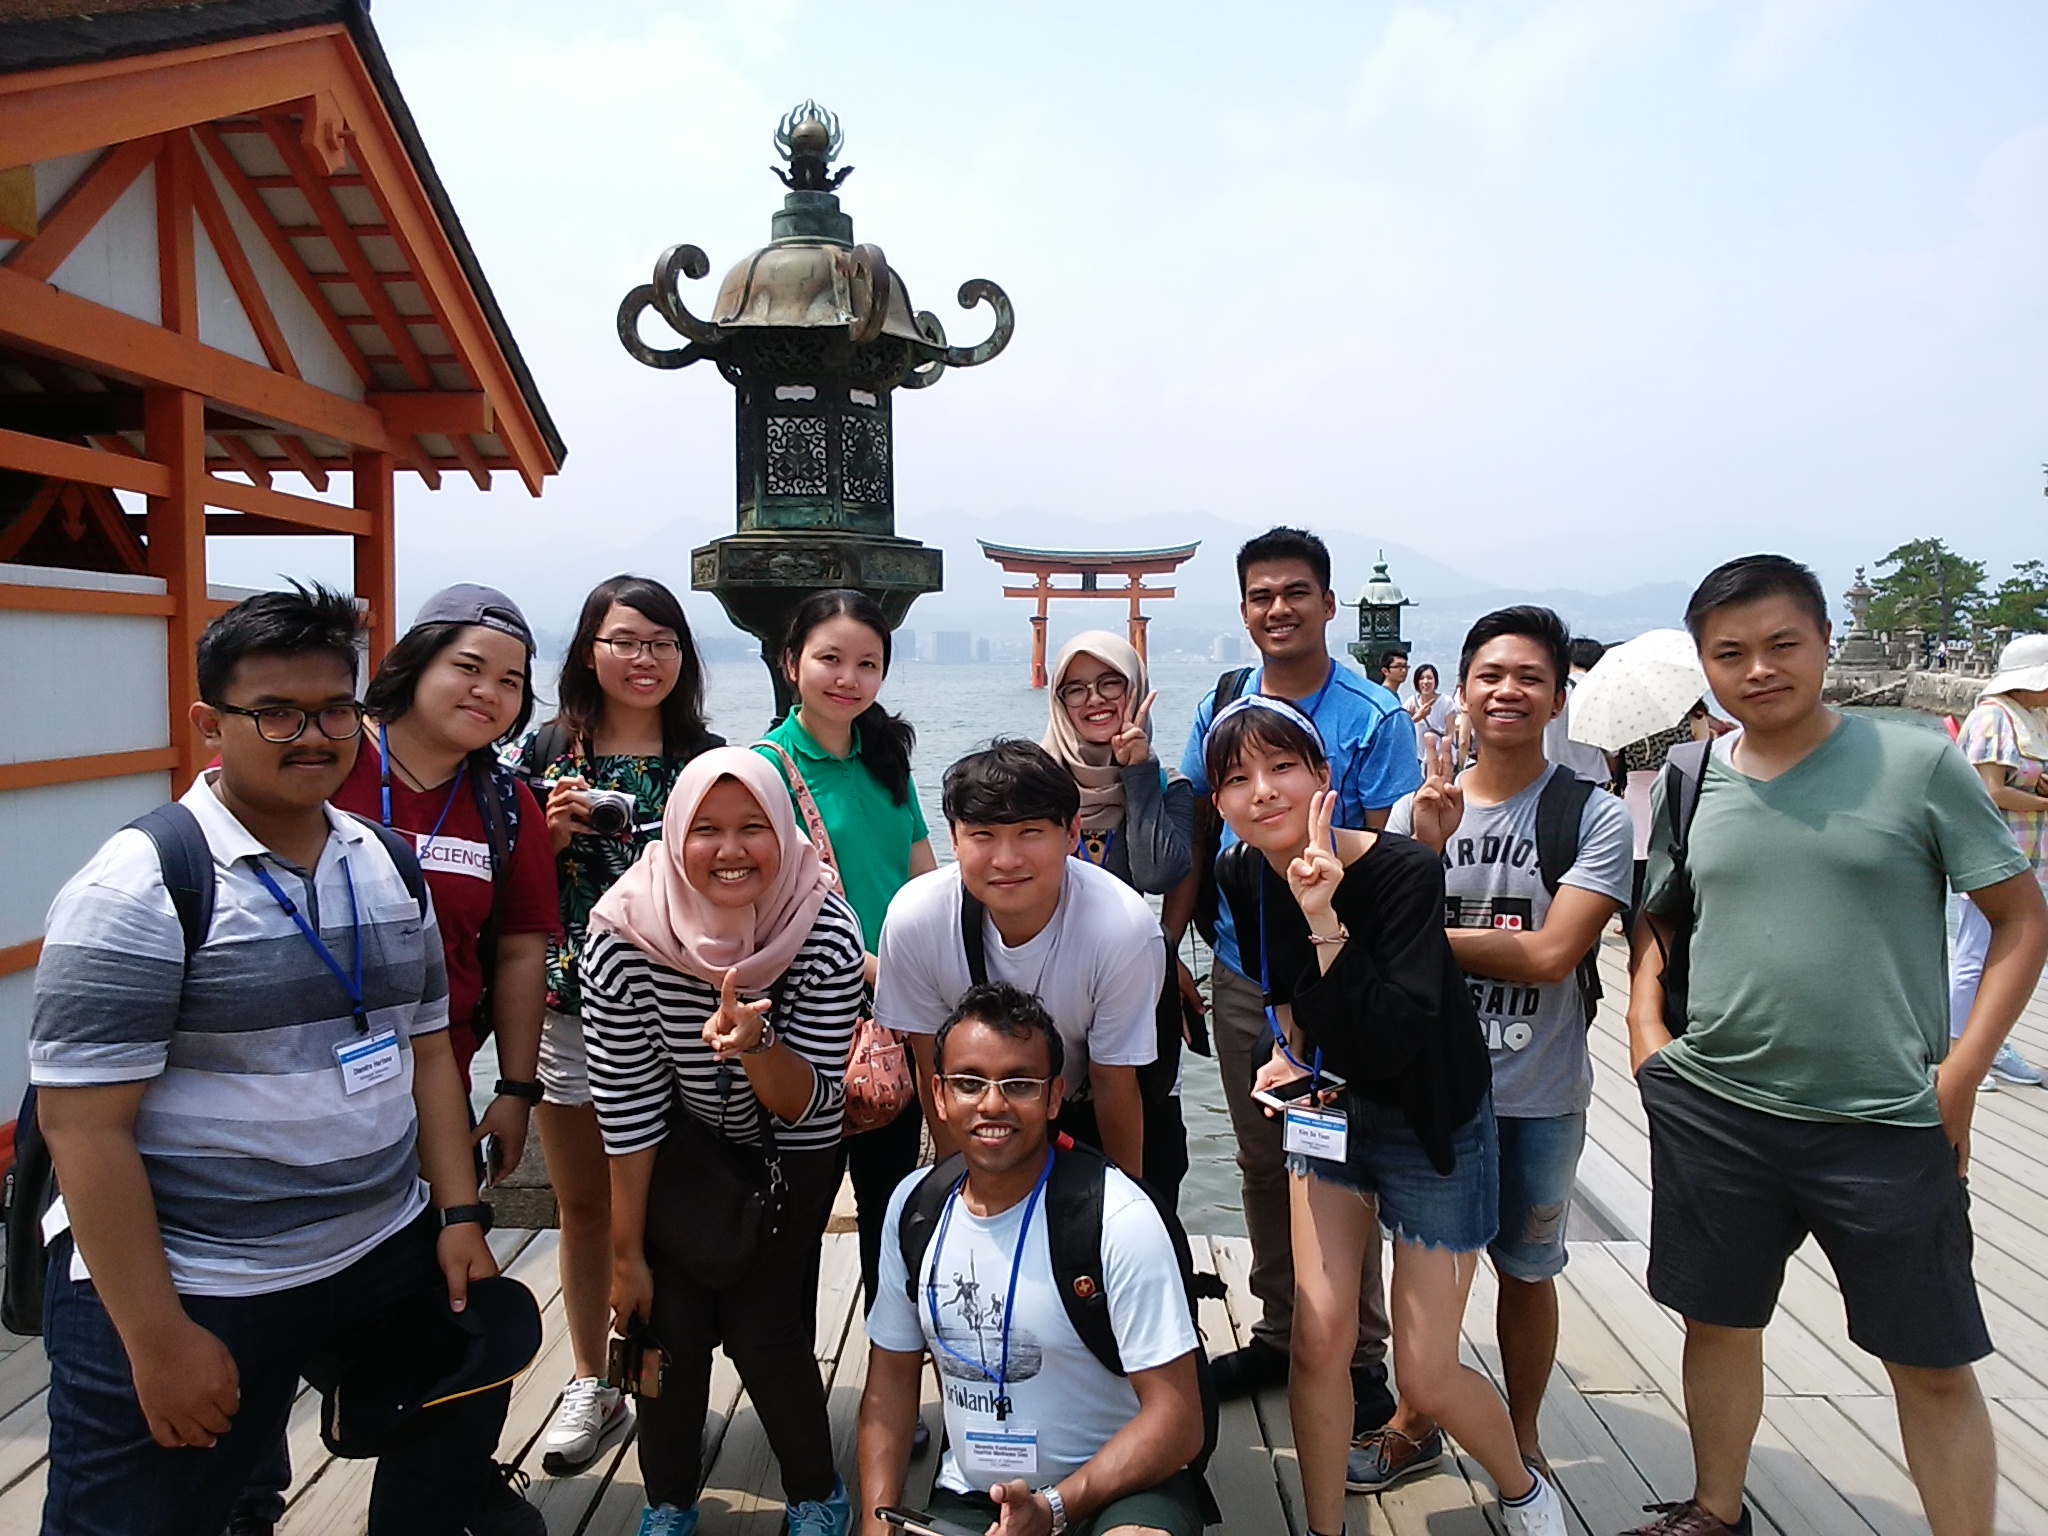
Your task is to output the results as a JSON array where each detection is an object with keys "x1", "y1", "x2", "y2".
[
  {"x1": 517, "y1": 575, "x2": 724, "y2": 1477},
  {"x1": 1042, "y1": 630, "x2": 1195, "y2": 1209},
  {"x1": 1378, "y1": 647, "x2": 1410, "y2": 695},
  {"x1": 1950, "y1": 633, "x2": 2048, "y2": 1090},
  {"x1": 1617, "y1": 704, "x2": 1711, "y2": 914},
  {"x1": 1543, "y1": 636, "x2": 1613, "y2": 785},
  {"x1": 1405, "y1": 662, "x2": 1453, "y2": 761},
  {"x1": 1163, "y1": 526, "x2": 1419, "y2": 1425},
  {"x1": 583, "y1": 749, "x2": 862, "y2": 1536},
  {"x1": 1628, "y1": 556, "x2": 2048, "y2": 1536},
  {"x1": 1372, "y1": 608, "x2": 1631, "y2": 1493},
  {"x1": 1208, "y1": 697, "x2": 1567, "y2": 1536},
  {"x1": 755, "y1": 589, "x2": 937, "y2": 1313}
]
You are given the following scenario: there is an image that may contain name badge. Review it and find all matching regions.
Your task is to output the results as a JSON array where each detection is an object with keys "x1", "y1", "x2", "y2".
[
  {"x1": 1283, "y1": 1104, "x2": 1349, "y2": 1162},
  {"x1": 334, "y1": 1030, "x2": 403, "y2": 1095},
  {"x1": 959, "y1": 1417, "x2": 1039, "y2": 1480}
]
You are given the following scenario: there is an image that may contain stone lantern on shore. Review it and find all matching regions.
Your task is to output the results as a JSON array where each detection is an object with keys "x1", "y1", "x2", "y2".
[
  {"x1": 618, "y1": 101, "x2": 1014, "y2": 713},
  {"x1": 1347, "y1": 554, "x2": 1414, "y2": 672}
]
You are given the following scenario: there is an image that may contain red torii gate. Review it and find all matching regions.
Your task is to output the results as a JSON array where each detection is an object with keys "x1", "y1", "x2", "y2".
[{"x1": 979, "y1": 539, "x2": 1200, "y2": 688}]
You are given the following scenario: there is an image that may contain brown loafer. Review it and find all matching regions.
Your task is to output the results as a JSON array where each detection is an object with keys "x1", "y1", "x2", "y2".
[{"x1": 1623, "y1": 1499, "x2": 1753, "y2": 1536}]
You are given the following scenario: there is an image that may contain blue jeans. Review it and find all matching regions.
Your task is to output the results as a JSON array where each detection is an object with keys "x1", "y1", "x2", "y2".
[
  {"x1": 41, "y1": 1209, "x2": 509, "y2": 1536},
  {"x1": 1288, "y1": 1093, "x2": 1499, "y2": 1252},
  {"x1": 1490, "y1": 1112, "x2": 1587, "y2": 1281}
]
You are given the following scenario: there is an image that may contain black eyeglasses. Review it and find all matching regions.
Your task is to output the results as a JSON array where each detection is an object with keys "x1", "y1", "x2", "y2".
[
  {"x1": 217, "y1": 701, "x2": 366, "y2": 743},
  {"x1": 938, "y1": 1073, "x2": 1054, "y2": 1103},
  {"x1": 1055, "y1": 675, "x2": 1129, "y2": 707},
  {"x1": 595, "y1": 635, "x2": 683, "y2": 662}
]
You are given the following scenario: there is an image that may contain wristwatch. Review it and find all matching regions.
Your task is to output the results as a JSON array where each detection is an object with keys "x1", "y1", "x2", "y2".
[
  {"x1": 1039, "y1": 1486, "x2": 1067, "y2": 1535},
  {"x1": 741, "y1": 1021, "x2": 778, "y2": 1056},
  {"x1": 494, "y1": 1077, "x2": 543, "y2": 1104},
  {"x1": 439, "y1": 1203, "x2": 494, "y2": 1232}
]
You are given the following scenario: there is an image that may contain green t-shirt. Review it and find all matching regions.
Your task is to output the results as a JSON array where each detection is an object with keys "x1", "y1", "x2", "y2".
[
  {"x1": 1646, "y1": 713, "x2": 2027, "y2": 1126},
  {"x1": 756, "y1": 713, "x2": 929, "y2": 953}
]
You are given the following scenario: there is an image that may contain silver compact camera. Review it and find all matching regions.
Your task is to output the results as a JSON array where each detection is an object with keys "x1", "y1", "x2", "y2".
[{"x1": 583, "y1": 787, "x2": 638, "y2": 836}]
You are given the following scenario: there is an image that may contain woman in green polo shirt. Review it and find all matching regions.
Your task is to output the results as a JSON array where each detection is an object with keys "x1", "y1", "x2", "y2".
[{"x1": 757, "y1": 588, "x2": 936, "y2": 1316}]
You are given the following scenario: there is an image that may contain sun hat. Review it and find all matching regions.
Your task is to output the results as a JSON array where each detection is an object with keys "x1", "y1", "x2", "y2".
[
  {"x1": 411, "y1": 583, "x2": 535, "y2": 654},
  {"x1": 1983, "y1": 634, "x2": 2048, "y2": 698},
  {"x1": 312, "y1": 1275, "x2": 542, "y2": 1458}
]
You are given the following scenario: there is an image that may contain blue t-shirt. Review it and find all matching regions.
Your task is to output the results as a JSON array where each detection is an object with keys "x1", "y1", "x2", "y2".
[{"x1": 1180, "y1": 660, "x2": 1422, "y2": 977}]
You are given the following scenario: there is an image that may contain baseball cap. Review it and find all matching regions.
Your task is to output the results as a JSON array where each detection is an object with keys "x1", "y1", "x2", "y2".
[{"x1": 411, "y1": 583, "x2": 534, "y2": 654}]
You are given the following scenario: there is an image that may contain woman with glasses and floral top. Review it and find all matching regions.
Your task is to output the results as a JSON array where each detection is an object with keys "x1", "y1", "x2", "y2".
[
  {"x1": 1041, "y1": 631, "x2": 1195, "y2": 1209},
  {"x1": 513, "y1": 575, "x2": 723, "y2": 1477}
]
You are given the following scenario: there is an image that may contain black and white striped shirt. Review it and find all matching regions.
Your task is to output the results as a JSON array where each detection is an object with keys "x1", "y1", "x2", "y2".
[{"x1": 579, "y1": 892, "x2": 864, "y2": 1155}]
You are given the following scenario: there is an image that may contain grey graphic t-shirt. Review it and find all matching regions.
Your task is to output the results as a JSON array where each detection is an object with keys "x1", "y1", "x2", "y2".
[{"x1": 1389, "y1": 764, "x2": 1633, "y2": 1117}]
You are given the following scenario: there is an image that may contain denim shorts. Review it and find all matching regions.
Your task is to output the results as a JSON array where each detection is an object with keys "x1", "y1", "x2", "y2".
[
  {"x1": 1491, "y1": 1112, "x2": 1587, "y2": 1281},
  {"x1": 1287, "y1": 1092, "x2": 1498, "y2": 1253}
]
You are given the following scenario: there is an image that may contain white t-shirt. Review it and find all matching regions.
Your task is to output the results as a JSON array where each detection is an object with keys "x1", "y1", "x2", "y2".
[
  {"x1": 1546, "y1": 676, "x2": 1614, "y2": 784},
  {"x1": 867, "y1": 1160, "x2": 1199, "y2": 1494},
  {"x1": 873, "y1": 861, "x2": 1163, "y2": 1098}
]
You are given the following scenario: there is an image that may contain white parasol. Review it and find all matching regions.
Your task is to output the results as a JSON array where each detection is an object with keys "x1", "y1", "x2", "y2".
[{"x1": 1568, "y1": 628, "x2": 1708, "y2": 752}]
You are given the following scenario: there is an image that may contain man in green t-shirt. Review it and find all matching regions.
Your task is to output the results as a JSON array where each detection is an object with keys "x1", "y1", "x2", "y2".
[{"x1": 1627, "y1": 555, "x2": 2048, "y2": 1536}]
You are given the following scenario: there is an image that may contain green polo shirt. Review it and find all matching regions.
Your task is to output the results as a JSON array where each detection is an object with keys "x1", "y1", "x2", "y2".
[{"x1": 756, "y1": 713, "x2": 929, "y2": 953}]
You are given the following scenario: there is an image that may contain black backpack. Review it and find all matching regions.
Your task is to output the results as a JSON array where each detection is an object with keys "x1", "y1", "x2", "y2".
[
  {"x1": 466, "y1": 754, "x2": 524, "y2": 1046},
  {"x1": 897, "y1": 1141, "x2": 1220, "y2": 1521},
  {"x1": 1640, "y1": 738, "x2": 1710, "y2": 1038},
  {"x1": 1530, "y1": 768, "x2": 1607, "y2": 1027},
  {"x1": 1190, "y1": 667, "x2": 1254, "y2": 946},
  {"x1": 2, "y1": 804, "x2": 425, "y2": 1337}
]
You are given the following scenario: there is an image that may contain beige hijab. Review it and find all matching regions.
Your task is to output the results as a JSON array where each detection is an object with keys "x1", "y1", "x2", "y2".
[
  {"x1": 1042, "y1": 630, "x2": 1149, "y2": 833},
  {"x1": 587, "y1": 747, "x2": 836, "y2": 993}
]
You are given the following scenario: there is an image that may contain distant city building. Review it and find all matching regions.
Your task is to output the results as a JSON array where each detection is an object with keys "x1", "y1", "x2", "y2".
[
  {"x1": 1212, "y1": 634, "x2": 1244, "y2": 664},
  {"x1": 976, "y1": 637, "x2": 991, "y2": 664},
  {"x1": 897, "y1": 629, "x2": 918, "y2": 662},
  {"x1": 935, "y1": 631, "x2": 974, "y2": 665}
]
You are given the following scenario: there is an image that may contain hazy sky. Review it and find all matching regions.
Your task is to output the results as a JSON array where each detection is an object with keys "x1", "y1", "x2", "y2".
[{"x1": 212, "y1": 0, "x2": 2047, "y2": 627}]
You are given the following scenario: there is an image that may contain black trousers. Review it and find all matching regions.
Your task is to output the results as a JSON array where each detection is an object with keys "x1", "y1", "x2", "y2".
[
  {"x1": 842, "y1": 1098, "x2": 926, "y2": 1311},
  {"x1": 639, "y1": 1147, "x2": 840, "y2": 1510}
]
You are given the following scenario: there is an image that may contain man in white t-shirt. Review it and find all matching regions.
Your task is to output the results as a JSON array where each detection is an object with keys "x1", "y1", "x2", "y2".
[
  {"x1": 875, "y1": 741, "x2": 1164, "y2": 1179},
  {"x1": 1542, "y1": 637, "x2": 1615, "y2": 785},
  {"x1": 859, "y1": 983, "x2": 1204, "y2": 1536}
]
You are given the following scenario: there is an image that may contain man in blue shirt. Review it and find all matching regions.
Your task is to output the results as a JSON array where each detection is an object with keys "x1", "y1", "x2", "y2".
[{"x1": 1164, "y1": 527, "x2": 1421, "y2": 1438}]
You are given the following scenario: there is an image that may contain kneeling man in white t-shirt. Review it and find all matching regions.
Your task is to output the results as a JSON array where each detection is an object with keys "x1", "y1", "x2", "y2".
[
  {"x1": 874, "y1": 741, "x2": 1164, "y2": 1179},
  {"x1": 858, "y1": 983, "x2": 1205, "y2": 1536}
]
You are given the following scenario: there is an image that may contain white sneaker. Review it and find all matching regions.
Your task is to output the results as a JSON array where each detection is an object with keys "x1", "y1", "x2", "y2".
[
  {"x1": 1502, "y1": 1469, "x2": 1567, "y2": 1536},
  {"x1": 542, "y1": 1377, "x2": 633, "y2": 1475}
]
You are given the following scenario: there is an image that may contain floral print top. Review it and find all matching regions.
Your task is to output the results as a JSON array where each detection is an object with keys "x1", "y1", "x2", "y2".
[
  {"x1": 512, "y1": 724, "x2": 723, "y2": 1015},
  {"x1": 1959, "y1": 700, "x2": 2047, "y2": 885}
]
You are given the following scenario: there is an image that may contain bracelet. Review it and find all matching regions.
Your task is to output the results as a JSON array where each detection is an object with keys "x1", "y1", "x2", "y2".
[
  {"x1": 1307, "y1": 925, "x2": 1350, "y2": 947},
  {"x1": 741, "y1": 1021, "x2": 778, "y2": 1056},
  {"x1": 439, "y1": 1203, "x2": 493, "y2": 1232},
  {"x1": 493, "y1": 1077, "x2": 543, "y2": 1104}
]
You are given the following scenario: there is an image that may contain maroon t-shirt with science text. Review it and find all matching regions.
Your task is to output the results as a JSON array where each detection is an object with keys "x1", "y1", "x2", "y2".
[{"x1": 333, "y1": 742, "x2": 559, "y2": 1077}]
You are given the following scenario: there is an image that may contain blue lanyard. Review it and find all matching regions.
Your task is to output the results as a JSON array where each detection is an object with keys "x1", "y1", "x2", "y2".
[
  {"x1": 1076, "y1": 827, "x2": 1117, "y2": 868},
  {"x1": 1256, "y1": 869, "x2": 1323, "y2": 1084},
  {"x1": 925, "y1": 1151, "x2": 1054, "y2": 1422},
  {"x1": 379, "y1": 725, "x2": 466, "y2": 860},
  {"x1": 252, "y1": 856, "x2": 367, "y2": 1033}
]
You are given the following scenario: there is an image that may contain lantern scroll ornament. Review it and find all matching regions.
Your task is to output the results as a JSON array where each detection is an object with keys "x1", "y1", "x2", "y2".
[{"x1": 619, "y1": 101, "x2": 1015, "y2": 711}]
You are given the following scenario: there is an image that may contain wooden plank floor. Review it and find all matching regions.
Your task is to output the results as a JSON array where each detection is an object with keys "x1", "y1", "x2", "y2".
[{"x1": 4, "y1": 941, "x2": 2045, "y2": 1533}]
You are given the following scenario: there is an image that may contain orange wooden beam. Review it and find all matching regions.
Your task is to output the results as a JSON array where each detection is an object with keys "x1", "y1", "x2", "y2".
[
  {"x1": 203, "y1": 474, "x2": 368, "y2": 535},
  {"x1": 0, "y1": 425, "x2": 171, "y2": 497},
  {"x1": 354, "y1": 448, "x2": 396, "y2": 665},
  {"x1": 0, "y1": 31, "x2": 339, "y2": 167},
  {"x1": 0, "y1": 747, "x2": 181, "y2": 794},
  {"x1": 448, "y1": 432, "x2": 491, "y2": 491},
  {"x1": 145, "y1": 386, "x2": 208, "y2": 793},
  {"x1": 0, "y1": 266, "x2": 395, "y2": 453},
  {"x1": 0, "y1": 939, "x2": 43, "y2": 979},
  {"x1": 403, "y1": 436, "x2": 441, "y2": 491},
  {"x1": 366, "y1": 393, "x2": 492, "y2": 437},
  {"x1": 188, "y1": 131, "x2": 300, "y2": 379},
  {"x1": 0, "y1": 580, "x2": 175, "y2": 617},
  {"x1": 261, "y1": 112, "x2": 432, "y2": 389},
  {"x1": 214, "y1": 433, "x2": 273, "y2": 489},
  {"x1": 193, "y1": 122, "x2": 373, "y2": 386},
  {"x1": 1000, "y1": 586, "x2": 1178, "y2": 600},
  {"x1": 1, "y1": 136, "x2": 162, "y2": 283},
  {"x1": 275, "y1": 433, "x2": 330, "y2": 491},
  {"x1": 0, "y1": 480, "x2": 61, "y2": 563},
  {"x1": 156, "y1": 132, "x2": 199, "y2": 338}
]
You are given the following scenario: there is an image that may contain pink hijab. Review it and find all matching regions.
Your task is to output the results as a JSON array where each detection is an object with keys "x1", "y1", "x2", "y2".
[{"x1": 587, "y1": 747, "x2": 836, "y2": 993}]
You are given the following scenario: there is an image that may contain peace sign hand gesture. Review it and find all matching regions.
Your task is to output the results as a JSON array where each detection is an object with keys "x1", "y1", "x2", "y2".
[
  {"x1": 702, "y1": 967, "x2": 772, "y2": 1060},
  {"x1": 1410, "y1": 734, "x2": 1465, "y2": 854},
  {"x1": 1110, "y1": 689, "x2": 1158, "y2": 767},
  {"x1": 1286, "y1": 790, "x2": 1345, "y2": 925}
]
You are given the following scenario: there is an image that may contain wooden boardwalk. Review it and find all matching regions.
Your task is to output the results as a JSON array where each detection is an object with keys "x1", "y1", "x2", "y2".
[{"x1": 3, "y1": 940, "x2": 2047, "y2": 1534}]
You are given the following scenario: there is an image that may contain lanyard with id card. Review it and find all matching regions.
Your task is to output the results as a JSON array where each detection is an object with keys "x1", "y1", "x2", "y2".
[
  {"x1": 926, "y1": 1153, "x2": 1053, "y2": 1480},
  {"x1": 252, "y1": 856, "x2": 402, "y2": 1095},
  {"x1": 1258, "y1": 873, "x2": 1348, "y2": 1163}
]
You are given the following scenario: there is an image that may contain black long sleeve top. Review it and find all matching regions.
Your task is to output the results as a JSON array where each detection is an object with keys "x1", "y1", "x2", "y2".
[{"x1": 1217, "y1": 832, "x2": 1491, "y2": 1174}]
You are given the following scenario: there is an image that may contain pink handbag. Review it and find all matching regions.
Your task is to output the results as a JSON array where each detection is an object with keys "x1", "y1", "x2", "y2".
[{"x1": 755, "y1": 740, "x2": 916, "y2": 1136}]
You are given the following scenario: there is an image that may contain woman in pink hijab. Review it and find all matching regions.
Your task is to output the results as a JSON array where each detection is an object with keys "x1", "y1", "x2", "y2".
[{"x1": 580, "y1": 747, "x2": 864, "y2": 1536}]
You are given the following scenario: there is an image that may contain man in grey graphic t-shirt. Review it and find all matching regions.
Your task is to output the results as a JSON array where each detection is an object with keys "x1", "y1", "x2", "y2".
[{"x1": 1367, "y1": 607, "x2": 1631, "y2": 1495}]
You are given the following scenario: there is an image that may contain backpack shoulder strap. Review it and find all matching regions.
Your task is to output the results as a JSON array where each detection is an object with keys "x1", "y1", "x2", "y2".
[
  {"x1": 127, "y1": 802, "x2": 216, "y2": 961},
  {"x1": 1044, "y1": 1143, "x2": 1122, "y2": 1376},
  {"x1": 532, "y1": 718, "x2": 573, "y2": 769},
  {"x1": 1533, "y1": 767, "x2": 1594, "y2": 897},
  {"x1": 345, "y1": 814, "x2": 428, "y2": 918},
  {"x1": 1215, "y1": 666, "x2": 1253, "y2": 713},
  {"x1": 754, "y1": 739, "x2": 838, "y2": 870},
  {"x1": 1663, "y1": 739, "x2": 1711, "y2": 866},
  {"x1": 959, "y1": 886, "x2": 989, "y2": 989},
  {"x1": 896, "y1": 1153, "x2": 969, "y2": 1302}
]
